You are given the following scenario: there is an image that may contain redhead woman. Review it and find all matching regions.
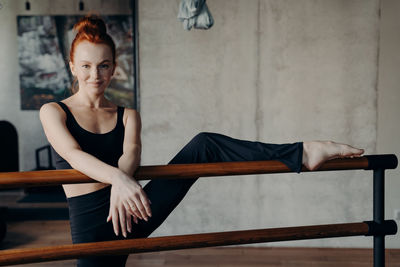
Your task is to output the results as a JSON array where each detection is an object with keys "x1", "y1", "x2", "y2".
[{"x1": 39, "y1": 15, "x2": 364, "y2": 267}]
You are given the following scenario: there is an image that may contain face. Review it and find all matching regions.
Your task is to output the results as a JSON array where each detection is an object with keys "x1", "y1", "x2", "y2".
[{"x1": 69, "y1": 41, "x2": 115, "y2": 94}]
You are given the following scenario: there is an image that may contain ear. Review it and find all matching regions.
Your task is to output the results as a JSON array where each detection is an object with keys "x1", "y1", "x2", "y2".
[{"x1": 69, "y1": 61, "x2": 76, "y2": 76}]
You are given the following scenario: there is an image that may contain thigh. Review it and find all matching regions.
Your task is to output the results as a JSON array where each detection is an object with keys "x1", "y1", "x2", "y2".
[
  {"x1": 127, "y1": 177, "x2": 197, "y2": 239},
  {"x1": 67, "y1": 186, "x2": 129, "y2": 267}
]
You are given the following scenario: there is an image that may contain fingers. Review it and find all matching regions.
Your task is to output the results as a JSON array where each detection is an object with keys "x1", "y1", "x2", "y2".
[
  {"x1": 133, "y1": 215, "x2": 139, "y2": 224},
  {"x1": 125, "y1": 199, "x2": 143, "y2": 219},
  {"x1": 109, "y1": 183, "x2": 152, "y2": 230},
  {"x1": 137, "y1": 187, "x2": 152, "y2": 219},
  {"x1": 111, "y1": 207, "x2": 119, "y2": 237},
  {"x1": 108, "y1": 195, "x2": 120, "y2": 236},
  {"x1": 126, "y1": 188, "x2": 152, "y2": 221},
  {"x1": 107, "y1": 210, "x2": 111, "y2": 222},
  {"x1": 119, "y1": 206, "x2": 127, "y2": 238},
  {"x1": 109, "y1": 205, "x2": 138, "y2": 237},
  {"x1": 126, "y1": 209, "x2": 132, "y2": 234},
  {"x1": 139, "y1": 192, "x2": 152, "y2": 218},
  {"x1": 132, "y1": 192, "x2": 151, "y2": 221}
]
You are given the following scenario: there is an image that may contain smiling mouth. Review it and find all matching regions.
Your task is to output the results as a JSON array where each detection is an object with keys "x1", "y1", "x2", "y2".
[{"x1": 88, "y1": 81, "x2": 103, "y2": 86}]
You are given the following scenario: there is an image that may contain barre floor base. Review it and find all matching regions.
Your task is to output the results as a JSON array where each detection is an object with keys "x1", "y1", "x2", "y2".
[{"x1": 0, "y1": 222, "x2": 372, "y2": 266}]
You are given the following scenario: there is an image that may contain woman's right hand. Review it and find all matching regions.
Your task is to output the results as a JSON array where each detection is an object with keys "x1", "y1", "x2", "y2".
[{"x1": 106, "y1": 172, "x2": 152, "y2": 237}]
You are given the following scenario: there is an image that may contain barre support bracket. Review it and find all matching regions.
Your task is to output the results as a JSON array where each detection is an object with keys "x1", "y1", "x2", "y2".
[{"x1": 364, "y1": 220, "x2": 397, "y2": 236}]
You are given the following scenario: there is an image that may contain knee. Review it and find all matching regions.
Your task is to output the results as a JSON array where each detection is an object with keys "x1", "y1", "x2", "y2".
[
  {"x1": 190, "y1": 132, "x2": 212, "y2": 147},
  {"x1": 184, "y1": 132, "x2": 221, "y2": 154}
]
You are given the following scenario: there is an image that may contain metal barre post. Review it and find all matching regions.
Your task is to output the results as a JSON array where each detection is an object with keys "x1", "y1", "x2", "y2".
[
  {"x1": 373, "y1": 168, "x2": 385, "y2": 267},
  {"x1": 364, "y1": 155, "x2": 398, "y2": 267}
]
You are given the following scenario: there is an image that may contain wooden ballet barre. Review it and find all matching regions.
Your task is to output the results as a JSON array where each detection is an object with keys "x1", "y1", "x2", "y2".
[
  {"x1": 0, "y1": 221, "x2": 396, "y2": 266},
  {"x1": 0, "y1": 154, "x2": 397, "y2": 267},
  {"x1": 0, "y1": 154, "x2": 397, "y2": 188}
]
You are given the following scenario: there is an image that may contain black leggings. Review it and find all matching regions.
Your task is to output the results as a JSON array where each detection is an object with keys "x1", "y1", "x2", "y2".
[{"x1": 67, "y1": 132, "x2": 303, "y2": 266}]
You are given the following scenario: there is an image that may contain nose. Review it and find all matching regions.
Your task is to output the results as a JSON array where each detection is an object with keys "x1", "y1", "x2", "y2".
[{"x1": 90, "y1": 67, "x2": 100, "y2": 79}]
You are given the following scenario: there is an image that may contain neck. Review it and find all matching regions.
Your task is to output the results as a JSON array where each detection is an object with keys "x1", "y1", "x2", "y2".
[{"x1": 74, "y1": 90, "x2": 110, "y2": 108}]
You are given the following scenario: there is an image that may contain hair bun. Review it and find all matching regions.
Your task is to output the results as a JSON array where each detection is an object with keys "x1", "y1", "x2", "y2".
[{"x1": 74, "y1": 15, "x2": 107, "y2": 35}]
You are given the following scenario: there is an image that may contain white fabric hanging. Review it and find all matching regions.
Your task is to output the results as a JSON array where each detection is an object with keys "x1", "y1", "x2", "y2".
[{"x1": 177, "y1": 0, "x2": 214, "y2": 31}]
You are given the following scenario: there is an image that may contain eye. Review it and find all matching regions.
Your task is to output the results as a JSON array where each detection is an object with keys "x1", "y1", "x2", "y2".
[
  {"x1": 99, "y1": 64, "x2": 110, "y2": 69},
  {"x1": 82, "y1": 64, "x2": 90, "y2": 69}
]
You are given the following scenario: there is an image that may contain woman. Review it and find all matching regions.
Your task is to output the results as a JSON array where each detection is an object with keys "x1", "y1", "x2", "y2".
[{"x1": 40, "y1": 15, "x2": 364, "y2": 267}]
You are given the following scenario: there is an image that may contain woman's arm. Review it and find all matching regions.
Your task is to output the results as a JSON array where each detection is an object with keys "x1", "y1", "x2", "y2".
[
  {"x1": 108, "y1": 108, "x2": 152, "y2": 237},
  {"x1": 39, "y1": 103, "x2": 125, "y2": 183},
  {"x1": 118, "y1": 108, "x2": 142, "y2": 177}
]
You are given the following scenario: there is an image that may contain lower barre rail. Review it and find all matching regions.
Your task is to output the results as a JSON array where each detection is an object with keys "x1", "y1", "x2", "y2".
[{"x1": 0, "y1": 221, "x2": 396, "y2": 266}]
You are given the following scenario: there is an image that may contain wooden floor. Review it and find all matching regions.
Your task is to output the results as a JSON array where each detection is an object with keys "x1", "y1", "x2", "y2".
[{"x1": 1, "y1": 220, "x2": 400, "y2": 267}]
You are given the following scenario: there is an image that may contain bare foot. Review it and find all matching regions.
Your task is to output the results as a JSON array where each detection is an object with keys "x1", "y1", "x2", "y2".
[{"x1": 302, "y1": 141, "x2": 364, "y2": 171}]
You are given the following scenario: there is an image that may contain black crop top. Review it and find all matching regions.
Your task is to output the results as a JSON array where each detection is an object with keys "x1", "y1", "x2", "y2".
[{"x1": 51, "y1": 102, "x2": 125, "y2": 170}]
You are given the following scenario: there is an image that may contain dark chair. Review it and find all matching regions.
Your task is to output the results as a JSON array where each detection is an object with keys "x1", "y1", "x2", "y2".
[
  {"x1": 23, "y1": 145, "x2": 65, "y2": 198},
  {"x1": 0, "y1": 121, "x2": 19, "y2": 173},
  {"x1": 0, "y1": 120, "x2": 19, "y2": 243},
  {"x1": 34, "y1": 145, "x2": 55, "y2": 170},
  {"x1": 0, "y1": 122, "x2": 67, "y2": 243}
]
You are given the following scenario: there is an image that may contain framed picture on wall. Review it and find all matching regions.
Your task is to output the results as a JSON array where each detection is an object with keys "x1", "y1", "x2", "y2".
[{"x1": 17, "y1": 14, "x2": 138, "y2": 110}]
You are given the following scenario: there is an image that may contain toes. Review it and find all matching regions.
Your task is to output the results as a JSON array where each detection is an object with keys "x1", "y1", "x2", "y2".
[
  {"x1": 351, "y1": 148, "x2": 364, "y2": 156},
  {"x1": 341, "y1": 145, "x2": 364, "y2": 158}
]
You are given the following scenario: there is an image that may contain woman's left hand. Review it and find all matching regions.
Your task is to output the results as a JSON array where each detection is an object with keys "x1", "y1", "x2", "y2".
[{"x1": 107, "y1": 185, "x2": 140, "y2": 238}]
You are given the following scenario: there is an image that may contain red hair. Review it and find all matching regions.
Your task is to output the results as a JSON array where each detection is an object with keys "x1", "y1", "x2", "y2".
[{"x1": 70, "y1": 15, "x2": 116, "y2": 63}]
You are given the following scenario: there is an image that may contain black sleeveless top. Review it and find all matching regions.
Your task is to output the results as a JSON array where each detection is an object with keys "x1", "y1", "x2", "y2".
[{"x1": 51, "y1": 102, "x2": 125, "y2": 170}]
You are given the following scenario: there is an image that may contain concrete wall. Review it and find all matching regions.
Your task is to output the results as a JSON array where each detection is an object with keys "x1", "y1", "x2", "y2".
[
  {"x1": 139, "y1": 0, "x2": 379, "y2": 248},
  {"x1": 0, "y1": 0, "x2": 398, "y2": 248},
  {"x1": 377, "y1": 0, "x2": 400, "y2": 248}
]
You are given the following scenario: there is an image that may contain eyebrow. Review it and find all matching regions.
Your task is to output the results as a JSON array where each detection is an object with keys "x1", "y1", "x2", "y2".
[{"x1": 79, "y1": 60, "x2": 112, "y2": 64}]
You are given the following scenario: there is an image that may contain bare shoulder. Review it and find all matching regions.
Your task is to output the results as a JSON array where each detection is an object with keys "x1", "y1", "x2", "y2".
[
  {"x1": 123, "y1": 107, "x2": 140, "y2": 117},
  {"x1": 123, "y1": 108, "x2": 141, "y2": 126},
  {"x1": 39, "y1": 102, "x2": 66, "y2": 122}
]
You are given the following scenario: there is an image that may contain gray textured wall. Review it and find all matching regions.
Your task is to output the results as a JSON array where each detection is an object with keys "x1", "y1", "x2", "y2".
[
  {"x1": 0, "y1": 0, "x2": 398, "y2": 248},
  {"x1": 377, "y1": 0, "x2": 400, "y2": 248},
  {"x1": 139, "y1": 0, "x2": 378, "y2": 248}
]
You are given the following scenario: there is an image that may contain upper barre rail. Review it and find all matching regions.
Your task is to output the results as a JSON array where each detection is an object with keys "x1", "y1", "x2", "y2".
[{"x1": 0, "y1": 154, "x2": 397, "y2": 189}]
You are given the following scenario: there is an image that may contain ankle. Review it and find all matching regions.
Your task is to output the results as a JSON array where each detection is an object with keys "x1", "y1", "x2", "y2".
[{"x1": 302, "y1": 142, "x2": 310, "y2": 164}]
